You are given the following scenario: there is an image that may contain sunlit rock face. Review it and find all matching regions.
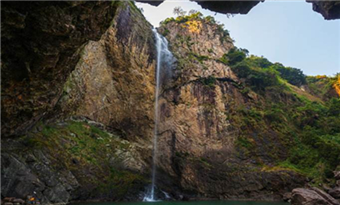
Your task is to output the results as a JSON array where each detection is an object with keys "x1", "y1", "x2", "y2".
[
  {"x1": 1, "y1": 1, "x2": 118, "y2": 137},
  {"x1": 153, "y1": 17, "x2": 306, "y2": 200},
  {"x1": 58, "y1": 2, "x2": 157, "y2": 143}
]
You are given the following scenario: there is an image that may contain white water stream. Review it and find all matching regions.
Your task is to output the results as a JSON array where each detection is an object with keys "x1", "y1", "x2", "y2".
[{"x1": 144, "y1": 29, "x2": 174, "y2": 202}]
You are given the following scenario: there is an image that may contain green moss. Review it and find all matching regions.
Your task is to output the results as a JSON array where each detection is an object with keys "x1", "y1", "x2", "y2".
[
  {"x1": 24, "y1": 119, "x2": 147, "y2": 196},
  {"x1": 98, "y1": 168, "x2": 148, "y2": 198}
]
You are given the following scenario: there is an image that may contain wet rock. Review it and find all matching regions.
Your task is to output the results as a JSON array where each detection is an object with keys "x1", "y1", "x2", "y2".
[
  {"x1": 12, "y1": 199, "x2": 25, "y2": 204},
  {"x1": 42, "y1": 184, "x2": 70, "y2": 204},
  {"x1": 1, "y1": 154, "x2": 45, "y2": 199},
  {"x1": 291, "y1": 187, "x2": 340, "y2": 205},
  {"x1": 283, "y1": 192, "x2": 292, "y2": 201},
  {"x1": 3, "y1": 198, "x2": 15, "y2": 202}
]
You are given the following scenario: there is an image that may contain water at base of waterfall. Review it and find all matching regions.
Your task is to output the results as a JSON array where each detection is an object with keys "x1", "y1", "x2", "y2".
[
  {"x1": 143, "y1": 196, "x2": 160, "y2": 202},
  {"x1": 71, "y1": 201, "x2": 289, "y2": 205}
]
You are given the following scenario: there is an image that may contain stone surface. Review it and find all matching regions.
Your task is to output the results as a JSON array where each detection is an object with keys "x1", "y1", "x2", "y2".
[
  {"x1": 1, "y1": 119, "x2": 148, "y2": 204},
  {"x1": 291, "y1": 187, "x2": 340, "y2": 205},
  {"x1": 307, "y1": 1, "x2": 340, "y2": 20},
  {"x1": 2, "y1": 1, "x2": 338, "y2": 204},
  {"x1": 335, "y1": 171, "x2": 340, "y2": 180},
  {"x1": 196, "y1": 1, "x2": 262, "y2": 14},
  {"x1": 329, "y1": 187, "x2": 340, "y2": 199},
  {"x1": 1, "y1": 1, "x2": 118, "y2": 137},
  {"x1": 153, "y1": 16, "x2": 306, "y2": 200},
  {"x1": 58, "y1": 2, "x2": 157, "y2": 142},
  {"x1": 138, "y1": 0, "x2": 340, "y2": 20},
  {"x1": 1, "y1": 2, "x2": 152, "y2": 204}
]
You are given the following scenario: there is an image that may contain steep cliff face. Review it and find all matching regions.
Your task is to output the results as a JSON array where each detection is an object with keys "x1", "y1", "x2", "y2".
[
  {"x1": 1, "y1": 2, "x2": 118, "y2": 137},
  {"x1": 2, "y1": 1, "x2": 340, "y2": 204},
  {"x1": 57, "y1": 2, "x2": 156, "y2": 143},
  {"x1": 152, "y1": 15, "x2": 305, "y2": 200},
  {"x1": 1, "y1": 2, "x2": 157, "y2": 203},
  {"x1": 1, "y1": 119, "x2": 148, "y2": 203},
  {"x1": 153, "y1": 14, "x2": 340, "y2": 200}
]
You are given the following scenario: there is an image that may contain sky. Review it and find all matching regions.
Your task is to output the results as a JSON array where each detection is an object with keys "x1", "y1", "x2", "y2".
[{"x1": 136, "y1": 0, "x2": 340, "y2": 76}]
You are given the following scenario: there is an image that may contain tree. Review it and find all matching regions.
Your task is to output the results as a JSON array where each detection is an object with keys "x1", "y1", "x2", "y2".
[
  {"x1": 188, "y1": 9, "x2": 198, "y2": 15},
  {"x1": 272, "y1": 65, "x2": 306, "y2": 86},
  {"x1": 173, "y1": 7, "x2": 186, "y2": 16}
]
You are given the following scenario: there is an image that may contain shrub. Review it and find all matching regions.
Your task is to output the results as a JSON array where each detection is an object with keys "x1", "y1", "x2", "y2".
[{"x1": 271, "y1": 63, "x2": 306, "y2": 86}]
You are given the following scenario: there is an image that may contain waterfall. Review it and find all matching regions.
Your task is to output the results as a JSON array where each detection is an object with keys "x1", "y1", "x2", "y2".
[{"x1": 144, "y1": 29, "x2": 174, "y2": 202}]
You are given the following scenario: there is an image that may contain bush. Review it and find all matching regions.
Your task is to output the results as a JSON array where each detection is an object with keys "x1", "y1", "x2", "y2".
[
  {"x1": 222, "y1": 48, "x2": 246, "y2": 66},
  {"x1": 231, "y1": 61, "x2": 280, "y2": 92},
  {"x1": 271, "y1": 63, "x2": 306, "y2": 86},
  {"x1": 200, "y1": 76, "x2": 216, "y2": 88}
]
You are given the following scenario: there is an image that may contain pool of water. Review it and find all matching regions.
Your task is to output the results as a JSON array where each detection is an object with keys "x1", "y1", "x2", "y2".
[{"x1": 73, "y1": 201, "x2": 289, "y2": 205}]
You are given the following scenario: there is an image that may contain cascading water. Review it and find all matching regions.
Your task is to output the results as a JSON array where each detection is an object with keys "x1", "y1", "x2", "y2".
[{"x1": 144, "y1": 29, "x2": 174, "y2": 202}]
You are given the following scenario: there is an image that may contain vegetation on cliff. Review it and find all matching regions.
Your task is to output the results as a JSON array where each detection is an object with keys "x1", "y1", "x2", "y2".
[
  {"x1": 223, "y1": 45, "x2": 340, "y2": 185},
  {"x1": 2, "y1": 119, "x2": 148, "y2": 202},
  {"x1": 2, "y1": 3, "x2": 340, "y2": 203},
  {"x1": 159, "y1": 11, "x2": 340, "y2": 189}
]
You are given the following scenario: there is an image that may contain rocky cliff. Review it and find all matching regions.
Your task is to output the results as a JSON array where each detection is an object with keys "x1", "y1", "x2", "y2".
[
  {"x1": 1, "y1": 2, "x2": 157, "y2": 203},
  {"x1": 153, "y1": 14, "x2": 304, "y2": 200},
  {"x1": 1, "y1": 2, "x2": 118, "y2": 137},
  {"x1": 1, "y1": 1, "x2": 340, "y2": 205},
  {"x1": 153, "y1": 13, "x2": 340, "y2": 201}
]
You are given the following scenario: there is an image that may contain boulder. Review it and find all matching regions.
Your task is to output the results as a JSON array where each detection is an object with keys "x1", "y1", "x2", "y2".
[
  {"x1": 291, "y1": 187, "x2": 340, "y2": 205},
  {"x1": 283, "y1": 192, "x2": 292, "y2": 201},
  {"x1": 334, "y1": 171, "x2": 340, "y2": 180},
  {"x1": 329, "y1": 187, "x2": 340, "y2": 199},
  {"x1": 12, "y1": 199, "x2": 25, "y2": 204},
  {"x1": 336, "y1": 180, "x2": 340, "y2": 187}
]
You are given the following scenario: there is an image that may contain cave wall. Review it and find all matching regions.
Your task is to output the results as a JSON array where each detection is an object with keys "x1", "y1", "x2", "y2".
[
  {"x1": 1, "y1": 2, "x2": 118, "y2": 137},
  {"x1": 137, "y1": 0, "x2": 340, "y2": 20},
  {"x1": 1, "y1": 2, "x2": 157, "y2": 203},
  {"x1": 2, "y1": 0, "x2": 338, "y2": 138}
]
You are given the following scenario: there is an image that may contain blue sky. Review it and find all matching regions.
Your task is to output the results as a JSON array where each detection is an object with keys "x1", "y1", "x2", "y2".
[{"x1": 136, "y1": 0, "x2": 340, "y2": 76}]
